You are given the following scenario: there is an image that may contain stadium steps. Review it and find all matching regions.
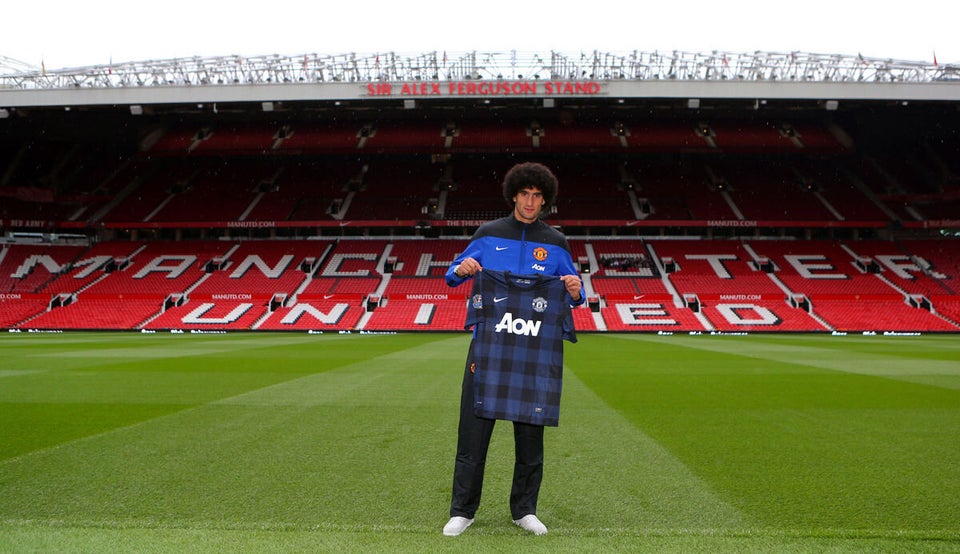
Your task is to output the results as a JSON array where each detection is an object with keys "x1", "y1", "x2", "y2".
[
  {"x1": 930, "y1": 307, "x2": 960, "y2": 329},
  {"x1": 70, "y1": 242, "x2": 150, "y2": 296},
  {"x1": 1, "y1": 298, "x2": 50, "y2": 328},
  {"x1": 590, "y1": 308, "x2": 607, "y2": 331},
  {"x1": 847, "y1": 158, "x2": 910, "y2": 222},
  {"x1": 85, "y1": 158, "x2": 141, "y2": 223},
  {"x1": 644, "y1": 242, "x2": 696, "y2": 309}
]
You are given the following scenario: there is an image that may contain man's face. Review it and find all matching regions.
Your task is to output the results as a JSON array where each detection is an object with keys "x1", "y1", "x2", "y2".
[{"x1": 512, "y1": 187, "x2": 545, "y2": 224}]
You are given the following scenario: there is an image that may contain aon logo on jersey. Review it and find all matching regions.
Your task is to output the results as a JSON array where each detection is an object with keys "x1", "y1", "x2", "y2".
[{"x1": 495, "y1": 312, "x2": 542, "y2": 336}]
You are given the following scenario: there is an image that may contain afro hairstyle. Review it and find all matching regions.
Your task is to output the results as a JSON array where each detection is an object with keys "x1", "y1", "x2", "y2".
[{"x1": 501, "y1": 162, "x2": 559, "y2": 210}]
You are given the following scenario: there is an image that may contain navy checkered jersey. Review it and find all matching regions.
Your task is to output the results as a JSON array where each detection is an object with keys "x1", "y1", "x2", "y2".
[{"x1": 465, "y1": 269, "x2": 577, "y2": 427}]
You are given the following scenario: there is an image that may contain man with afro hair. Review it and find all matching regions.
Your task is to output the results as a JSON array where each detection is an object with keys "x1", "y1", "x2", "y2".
[{"x1": 443, "y1": 162, "x2": 583, "y2": 537}]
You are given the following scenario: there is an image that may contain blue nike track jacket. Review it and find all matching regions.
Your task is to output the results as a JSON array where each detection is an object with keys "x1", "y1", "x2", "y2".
[{"x1": 445, "y1": 215, "x2": 584, "y2": 307}]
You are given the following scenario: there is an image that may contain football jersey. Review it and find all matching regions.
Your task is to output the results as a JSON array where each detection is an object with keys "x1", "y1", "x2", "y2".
[{"x1": 465, "y1": 269, "x2": 577, "y2": 426}]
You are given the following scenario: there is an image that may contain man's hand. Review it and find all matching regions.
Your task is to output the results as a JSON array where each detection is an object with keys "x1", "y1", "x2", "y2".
[
  {"x1": 560, "y1": 275, "x2": 582, "y2": 302},
  {"x1": 454, "y1": 257, "x2": 481, "y2": 278}
]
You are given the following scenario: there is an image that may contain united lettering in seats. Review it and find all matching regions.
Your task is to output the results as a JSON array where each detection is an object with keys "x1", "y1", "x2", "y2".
[{"x1": 464, "y1": 269, "x2": 576, "y2": 427}]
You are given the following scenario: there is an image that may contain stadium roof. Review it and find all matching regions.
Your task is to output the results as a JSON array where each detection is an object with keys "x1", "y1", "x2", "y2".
[{"x1": 1, "y1": 50, "x2": 959, "y2": 113}]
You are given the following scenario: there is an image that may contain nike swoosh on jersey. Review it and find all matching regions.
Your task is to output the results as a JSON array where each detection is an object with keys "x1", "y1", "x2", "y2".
[
  {"x1": 495, "y1": 246, "x2": 509, "y2": 251},
  {"x1": 493, "y1": 296, "x2": 508, "y2": 303}
]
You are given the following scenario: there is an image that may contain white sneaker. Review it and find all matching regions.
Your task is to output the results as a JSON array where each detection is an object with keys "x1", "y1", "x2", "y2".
[
  {"x1": 513, "y1": 514, "x2": 548, "y2": 535},
  {"x1": 443, "y1": 516, "x2": 474, "y2": 536}
]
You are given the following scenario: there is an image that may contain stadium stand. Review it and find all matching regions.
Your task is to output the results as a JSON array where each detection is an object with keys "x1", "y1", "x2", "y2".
[
  {"x1": 790, "y1": 158, "x2": 891, "y2": 221},
  {"x1": 2, "y1": 236, "x2": 957, "y2": 332},
  {"x1": 440, "y1": 158, "x2": 517, "y2": 219},
  {"x1": 750, "y1": 240, "x2": 907, "y2": 297},
  {"x1": 0, "y1": 295, "x2": 49, "y2": 328},
  {"x1": 933, "y1": 297, "x2": 960, "y2": 324},
  {"x1": 536, "y1": 119, "x2": 622, "y2": 151},
  {"x1": 363, "y1": 298, "x2": 465, "y2": 331},
  {"x1": 600, "y1": 295, "x2": 705, "y2": 332},
  {"x1": 450, "y1": 119, "x2": 535, "y2": 151},
  {"x1": 101, "y1": 159, "x2": 203, "y2": 223},
  {"x1": 275, "y1": 121, "x2": 369, "y2": 153},
  {"x1": 384, "y1": 239, "x2": 465, "y2": 277},
  {"x1": 620, "y1": 119, "x2": 708, "y2": 151},
  {"x1": 256, "y1": 297, "x2": 367, "y2": 331},
  {"x1": 364, "y1": 120, "x2": 449, "y2": 152},
  {"x1": 550, "y1": 158, "x2": 635, "y2": 220},
  {"x1": 841, "y1": 240, "x2": 956, "y2": 298},
  {"x1": 23, "y1": 296, "x2": 164, "y2": 330},
  {"x1": 811, "y1": 297, "x2": 959, "y2": 332},
  {"x1": 148, "y1": 159, "x2": 274, "y2": 223},
  {"x1": 42, "y1": 241, "x2": 148, "y2": 295},
  {"x1": 646, "y1": 239, "x2": 825, "y2": 331},
  {"x1": 1, "y1": 57, "x2": 958, "y2": 333},
  {"x1": 344, "y1": 158, "x2": 442, "y2": 221},
  {"x1": 186, "y1": 240, "x2": 328, "y2": 299},
  {"x1": 706, "y1": 159, "x2": 838, "y2": 221},
  {"x1": 145, "y1": 299, "x2": 271, "y2": 331},
  {"x1": 0, "y1": 243, "x2": 87, "y2": 294}
]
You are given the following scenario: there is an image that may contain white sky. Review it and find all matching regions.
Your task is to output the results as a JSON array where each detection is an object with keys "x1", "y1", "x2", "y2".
[{"x1": 3, "y1": 0, "x2": 958, "y2": 70}]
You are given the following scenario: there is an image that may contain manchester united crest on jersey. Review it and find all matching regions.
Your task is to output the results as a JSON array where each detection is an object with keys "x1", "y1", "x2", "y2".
[{"x1": 533, "y1": 247, "x2": 548, "y2": 261}]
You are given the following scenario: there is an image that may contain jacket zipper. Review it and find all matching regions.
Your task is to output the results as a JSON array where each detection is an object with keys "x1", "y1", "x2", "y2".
[{"x1": 518, "y1": 224, "x2": 527, "y2": 274}]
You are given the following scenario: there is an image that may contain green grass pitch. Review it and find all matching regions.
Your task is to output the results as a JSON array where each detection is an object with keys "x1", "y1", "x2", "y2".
[{"x1": 1, "y1": 332, "x2": 958, "y2": 552}]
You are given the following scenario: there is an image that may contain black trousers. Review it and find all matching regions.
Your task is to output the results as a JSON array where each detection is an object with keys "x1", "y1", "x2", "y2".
[{"x1": 449, "y1": 355, "x2": 545, "y2": 520}]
